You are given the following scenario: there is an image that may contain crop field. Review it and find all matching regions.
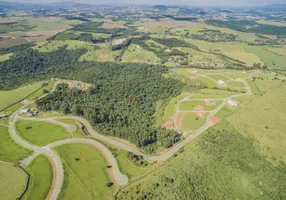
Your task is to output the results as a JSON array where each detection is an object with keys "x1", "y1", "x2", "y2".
[
  {"x1": 55, "y1": 143, "x2": 113, "y2": 200},
  {"x1": 162, "y1": 93, "x2": 189, "y2": 121},
  {"x1": 0, "y1": 82, "x2": 43, "y2": 111},
  {"x1": 122, "y1": 44, "x2": 160, "y2": 63},
  {"x1": 80, "y1": 44, "x2": 121, "y2": 62},
  {"x1": 33, "y1": 40, "x2": 90, "y2": 52},
  {"x1": 0, "y1": 38, "x2": 27, "y2": 48},
  {"x1": 15, "y1": 121, "x2": 73, "y2": 146},
  {"x1": 0, "y1": 125, "x2": 31, "y2": 163},
  {"x1": 181, "y1": 112, "x2": 207, "y2": 131},
  {"x1": 22, "y1": 155, "x2": 53, "y2": 200},
  {"x1": 0, "y1": 162, "x2": 27, "y2": 200}
]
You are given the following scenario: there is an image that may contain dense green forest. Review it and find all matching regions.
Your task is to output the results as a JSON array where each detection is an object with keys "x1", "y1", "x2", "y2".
[
  {"x1": 117, "y1": 122, "x2": 286, "y2": 199},
  {"x1": 0, "y1": 47, "x2": 184, "y2": 153}
]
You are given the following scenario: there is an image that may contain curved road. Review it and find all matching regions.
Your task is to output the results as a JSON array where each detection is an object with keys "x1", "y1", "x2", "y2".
[{"x1": 8, "y1": 74, "x2": 252, "y2": 199}]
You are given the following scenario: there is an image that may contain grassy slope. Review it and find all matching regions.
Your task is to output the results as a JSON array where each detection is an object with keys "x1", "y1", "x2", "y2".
[
  {"x1": 0, "y1": 125, "x2": 31, "y2": 163},
  {"x1": 15, "y1": 121, "x2": 72, "y2": 146},
  {"x1": 122, "y1": 44, "x2": 160, "y2": 63},
  {"x1": 117, "y1": 121, "x2": 286, "y2": 200},
  {"x1": 33, "y1": 40, "x2": 90, "y2": 52},
  {"x1": 0, "y1": 162, "x2": 27, "y2": 200},
  {"x1": 0, "y1": 53, "x2": 12, "y2": 62},
  {"x1": 0, "y1": 82, "x2": 42, "y2": 111},
  {"x1": 22, "y1": 155, "x2": 53, "y2": 200},
  {"x1": 229, "y1": 77, "x2": 286, "y2": 163},
  {"x1": 55, "y1": 144, "x2": 113, "y2": 200}
]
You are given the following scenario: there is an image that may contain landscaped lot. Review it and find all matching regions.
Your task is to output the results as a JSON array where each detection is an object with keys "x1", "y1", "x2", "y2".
[
  {"x1": 181, "y1": 112, "x2": 207, "y2": 131},
  {"x1": 55, "y1": 143, "x2": 114, "y2": 200},
  {"x1": 15, "y1": 121, "x2": 73, "y2": 146},
  {"x1": 0, "y1": 125, "x2": 31, "y2": 163},
  {"x1": 179, "y1": 100, "x2": 222, "y2": 111},
  {"x1": 23, "y1": 155, "x2": 53, "y2": 200}
]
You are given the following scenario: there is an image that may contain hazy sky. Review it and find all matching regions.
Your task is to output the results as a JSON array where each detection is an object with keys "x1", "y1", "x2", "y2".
[{"x1": 6, "y1": 0, "x2": 286, "y2": 7}]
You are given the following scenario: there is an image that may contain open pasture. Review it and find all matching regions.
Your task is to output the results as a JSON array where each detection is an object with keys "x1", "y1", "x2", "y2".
[
  {"x1": 33, "y1": 40, "x2": 90, "y2": 52},
  {"x1": 80, "y1": 44, "x2": 121, "y2": 62},
  {"x1": 55, "y1": 143, "x2": 114, "y2": 200},
  {"x1": 122, "y1": 44, "x2": 159, "y2": 63}
]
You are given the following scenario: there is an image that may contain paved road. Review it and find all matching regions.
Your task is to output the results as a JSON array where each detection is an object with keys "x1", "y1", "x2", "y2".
[{"x1": 7, "y1": 75, "x2": 252, "y2": 199}]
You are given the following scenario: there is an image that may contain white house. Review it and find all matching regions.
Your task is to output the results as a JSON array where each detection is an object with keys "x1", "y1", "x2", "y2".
[
  {"x1": 228, "y1": 100, "x2": 238, "y2": 107},
  {"x1": 217, "y1": 80, "x2": 225, "y2": 86}
]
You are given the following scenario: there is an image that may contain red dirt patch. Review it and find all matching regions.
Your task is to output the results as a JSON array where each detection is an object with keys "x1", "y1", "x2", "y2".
[
  {"x1": 162, "y1": 120, "x2": 174, "y2": 129},
  {"x1": 196, "y1": 112, "x2": 204, "y2": 118},
  {"x1": 176, "y1": 113, "x2": 184, "y2": 130},
  {"x1": 204, "y1": 99, "x2": 211, "y2": 106},
  {"x1": 211, "y1": 117, "x2": 221, "y2": 124},
  {"x1": 194, "y1": 105, "x2": 204, "y2": 111}
]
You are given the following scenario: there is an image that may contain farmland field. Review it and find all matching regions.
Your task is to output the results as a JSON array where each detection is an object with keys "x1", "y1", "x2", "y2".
[
  {"x1": 0, "y1": 162, "x2": 27, "y2": 200},
  {"x1": 55, "y1": 143, "x2": 114, "y2": 200},
  {"x1": 15, "y1": 121, "x2": 73, "y2": 146},
  {"x1": 22, "y1": 155, "x2": 53, "y2": 200},
  {"x1": 0, "y1": 38, "x2": 27, "y2": 48}
]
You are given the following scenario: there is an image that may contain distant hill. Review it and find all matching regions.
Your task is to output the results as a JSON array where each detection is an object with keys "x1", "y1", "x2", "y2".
[{"x1": 153, "y1": 5, "x2": 168, "y2": 11}]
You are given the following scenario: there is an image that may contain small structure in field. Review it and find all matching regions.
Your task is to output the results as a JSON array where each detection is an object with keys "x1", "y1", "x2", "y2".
[
  {"x1": 217, "y1": 80, "x2": 225, "y2": 86},
  {"x1": 227, "y1": 99, "x2": 238, "y2": 107},
  {"x1": 209, "y1": 99, "x2": 216, "y2": 105},
  {"x1": 20, "y1": 109, "x2": 38, "y2": 117}
]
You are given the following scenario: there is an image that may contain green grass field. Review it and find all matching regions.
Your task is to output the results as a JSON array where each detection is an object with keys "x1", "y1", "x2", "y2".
[
  {"x1": 227, "y1": 81, "x2": 245, "y2": 87},
  {"x1": 0, "y1": 162, "x2": 27, "y2": 200},
  {"x1": 0, "y1": 53, "x2": 12, "y2": 62},
  {"x1": 179, "y1": 100, "x2": 222, "y2": 111},
  {"x1": 0, "y1": 125, "x2": 31, "y2": 163},
  {"x1": 230, "y1": 77, "x2": 286, "y2": 163},
  {"x1": 25, "y1": 80, "x2": 55, "y2": 101},
  {"x1": 197, "y1": 76, "x2": 218, "y2": 88},
  {"x1": 206, "y1": 74, "x2": 230, "y2": 82},
  {"x1": 181, "y1": 112, "x2": 207, "y2": 131},
  {"x1": 55, "y1": 144, "x2": 114, "y2": 200},
  {"x1": 33, "y1": 40, "x2": 90, "y2": 52},
  {"x1": 244, "y1": 45, "x2": 286, "y2": 68},
  {"x1": 0, "y1": 82, "x2": 43, "y2": 111},
  {"x1": 22, "y1": 155, "x2": 53, "y2": 200},
  {"x1": 215, "y1": 106, "x2": 232, "y2": 119},
  {"x1": 246, "y1": 78, "x2": 262, "y2": 95},
  {"x1": 15, "y1": 121, "x2": 73, "y2": 146},
  {"x1": 162, "y1": 93, "x2": 189, "y2": 121},
  {"x1": 79, "y1": 44, "x2": 121, "y2": 62},
  {"x1": 224, "y1": 73, "x2": 249, "y2": 79},
  {"x1": 122, "y1": 44, "x2": 160, "y2": 63},
  {"x1": 191, "y1": 88, "x2": 237, "y2": 98},
  {"x1": 117, "y1": 121, "x2": 286, "y2": 200}
]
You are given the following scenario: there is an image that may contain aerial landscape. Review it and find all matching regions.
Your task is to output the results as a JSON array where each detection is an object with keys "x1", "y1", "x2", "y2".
[{"x1": 0, "y1": 0, "x2": 286, "y2": 199}]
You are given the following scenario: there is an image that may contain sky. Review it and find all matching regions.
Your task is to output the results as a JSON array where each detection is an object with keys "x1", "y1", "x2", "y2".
[{"x1": 5, "y1": 0, "x2": 286, "y2": 7}]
